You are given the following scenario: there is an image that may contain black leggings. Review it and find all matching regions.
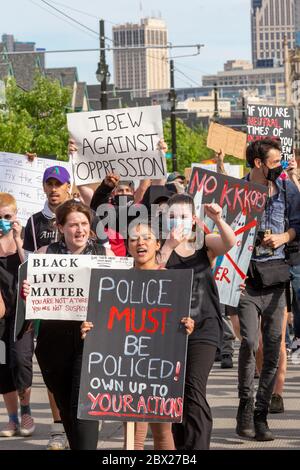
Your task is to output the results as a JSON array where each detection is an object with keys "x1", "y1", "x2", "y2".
[
  {"x1": 35, "y1": 321, "x2": 99, "y2": 450},
  {"x1": 0, "y1": 318, "x2": 34, "y2": 394},
  {"x1": 172, "y1": 341, "x2": 216, "y2": 450}
]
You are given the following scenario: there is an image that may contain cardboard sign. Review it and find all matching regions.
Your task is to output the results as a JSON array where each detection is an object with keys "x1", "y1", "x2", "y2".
[
  {"x1": 207, "y1": 122, "x2": 247, "y2": 160},
  {"x1": 77, "y1": 269, "x2": 193, "y2": 422},
  {"x1": 0, "y1": 152, "x2": 71, "y2": 226},
  {"x1": 25, "y1": 255, "x2": 133, "y2": 321},
  {"x1": 67, "y1": 106, "x2": 166, "y2": 185},
  {"x1": 188, "y1": 168, "x2": 268, "y2": 307},
  {"x1": 247, "y1": 104, "x2": 294, "y2": 160}
]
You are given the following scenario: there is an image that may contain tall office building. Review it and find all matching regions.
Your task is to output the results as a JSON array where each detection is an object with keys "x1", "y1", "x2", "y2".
[
  {"x1": 113, "y1": 18, "x2": 170, "y2": 98},
  {"x1": 251, "y1": 0, "x2": 295, "y2": 66}
]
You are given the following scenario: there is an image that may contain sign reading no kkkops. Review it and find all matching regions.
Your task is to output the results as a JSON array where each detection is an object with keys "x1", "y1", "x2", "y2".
[
  {"x1": 188, "y1": 168, "x2": 267, "y2": 307},
  {"x1": 247, "y1": 104, "x2": 294, "y2": 160},
  {"x1": 67, "y1": 105, "x2": 166, "y2": 185},
  {"x1": 78, "y1": 269, "x2": 193, "y2": 422}
]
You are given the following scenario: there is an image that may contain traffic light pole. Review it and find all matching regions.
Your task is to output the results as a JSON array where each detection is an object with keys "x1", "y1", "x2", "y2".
[
  {"x1": 100, "y1": 20, "x2": 108, "y2": 110},
  {"x1": 170, "y1": 59, "x2": 177, "y2": 172}
]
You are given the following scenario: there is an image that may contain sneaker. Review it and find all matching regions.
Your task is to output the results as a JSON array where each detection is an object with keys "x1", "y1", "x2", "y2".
[
  {"x1": 19, "y1": 414, "x2": 35, "y2": 437},
  {"x1": 221, "y1": 354, "x2": 233, "y2": 369},
  {"x1": 0, "y1": 421, "x2": 19, "y2": 437},
  {"x1": 269, "y1": 394, "x2": 284, "y2": 414},
  {"x1": 46, "y1": 423, "x2": 68, "y2": 450}
]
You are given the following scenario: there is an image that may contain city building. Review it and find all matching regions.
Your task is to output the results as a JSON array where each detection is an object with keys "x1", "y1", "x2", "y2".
[
  {"x1": 177, "y1": 93, "x2": 231, "y2": 119},
  {"x1": 113, "y1": 17, "x2": 170, "y2": 97},
  {"x1": 251, "y1": 0, "x2": 295, "y2": 67},
  {"x1": 0, "y1": 34, "x2": 87, "y2": 111}
]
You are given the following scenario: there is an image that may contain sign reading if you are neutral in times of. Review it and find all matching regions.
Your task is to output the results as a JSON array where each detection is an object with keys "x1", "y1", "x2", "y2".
[{"x1": 67, "y1": 105, "x2": 166, "y2": 185}]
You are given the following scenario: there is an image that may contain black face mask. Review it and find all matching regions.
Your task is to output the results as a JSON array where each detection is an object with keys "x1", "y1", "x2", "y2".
[
  {"x1": 264, "y1": 164, "x2": 283, "y2": 183},
  {"x1": 113, "y1": 195, "x2": 134, "y2": 207}
]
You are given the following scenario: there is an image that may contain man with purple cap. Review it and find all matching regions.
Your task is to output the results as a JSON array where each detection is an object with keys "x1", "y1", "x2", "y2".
[{"x1": 24, "y1": 166, "x2": 71, "y2": 253}]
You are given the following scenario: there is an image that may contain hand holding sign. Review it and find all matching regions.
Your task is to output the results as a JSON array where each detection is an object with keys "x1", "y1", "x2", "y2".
[{"x1": 81, "y1": 321, "x2": 94, "y2": 339}]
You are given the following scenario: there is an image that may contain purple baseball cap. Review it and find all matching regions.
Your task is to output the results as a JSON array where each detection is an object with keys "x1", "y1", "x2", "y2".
[{"x1": 43, "y1": 166, "x2": 71, "y2": 184}]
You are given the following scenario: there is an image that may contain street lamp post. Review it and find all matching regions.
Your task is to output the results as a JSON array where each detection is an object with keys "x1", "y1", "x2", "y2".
[
  {"x1": 96, "y1": 19, "x2": 110, "y2": 110},
  {"x1": 169, "y1": 59, "x2": 177, "y2": 172}
]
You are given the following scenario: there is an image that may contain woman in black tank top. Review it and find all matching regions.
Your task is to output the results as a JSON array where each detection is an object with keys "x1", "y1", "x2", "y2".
[
  {"x1": 160, "y1": 194, "x2": 236, "y2": 450},
  {"x1": 22, "y1": 200, "x2": 108, "y2": 450}
]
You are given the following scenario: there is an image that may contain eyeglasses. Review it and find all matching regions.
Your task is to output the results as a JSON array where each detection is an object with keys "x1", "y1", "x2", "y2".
[{"x1": 0, "y1": 214, "x2": 14, "y2": 220}]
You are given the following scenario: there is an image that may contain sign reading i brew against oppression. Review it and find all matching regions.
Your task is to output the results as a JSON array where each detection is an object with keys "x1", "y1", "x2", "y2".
[
  {"x1": 247, "y1": 105, "x2": 294, "y2": 160},
  {"x1": 78, "y1": 269, "x2": 193, "y2": 422},
  {"x1": 25, "y1": 255, "x2": 133, "y2": 321},
  {"x1": 67, "y1": 105, "x2": 166, "y2": 185},
  {"x1": 188, "y1": 168, "x2": 268, "y2": 307},
  {"x1": 0, "y1": 152, "x2": 71, "y2": 226}
]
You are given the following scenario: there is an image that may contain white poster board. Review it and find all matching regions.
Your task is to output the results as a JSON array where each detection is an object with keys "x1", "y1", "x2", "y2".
[
  {"x1": 0, "y1": 152, "x2": 71, "y2": 226},
  {"x1": 25, "y1": 254, "x2": 133, "y2": 321},
  {"x1": 67, "y1": 105, "x2": 166, "y2": 185},
  {"x1": 192, "y1": 163, "x2": 243, "y2": 179}
]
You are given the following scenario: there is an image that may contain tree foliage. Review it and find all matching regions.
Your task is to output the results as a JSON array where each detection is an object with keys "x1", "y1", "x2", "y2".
[
  {"x1": 163, "y1": 118, "x2": 245, "y2": 171},
  {"x1": 0, "y1": 74, "x2": 72, "y2": 159}
]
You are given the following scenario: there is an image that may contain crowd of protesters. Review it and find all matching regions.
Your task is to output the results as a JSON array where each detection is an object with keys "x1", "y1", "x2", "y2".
[{"x1": 0, "y1": 135, "x2": 300, "y2": 450}]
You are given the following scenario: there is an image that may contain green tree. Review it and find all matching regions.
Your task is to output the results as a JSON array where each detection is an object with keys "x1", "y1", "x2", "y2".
[
  {"x1": 163, "y1": 118, "x2": 245, "y2": 171},
  {"x1": 0, "y1": 74, "x2": 72, "y2": 159},
  {"x1": 163, "y1": 118, "x2": 213, "y2": 172}
]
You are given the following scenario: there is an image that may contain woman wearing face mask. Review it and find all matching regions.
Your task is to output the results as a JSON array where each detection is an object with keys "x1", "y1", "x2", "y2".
[
  {"x1": 81, "y1": 220, "x2": 194, "y2": 450},
  {"x1": 158, "y1": 193, "x2": 236, "y2": 450},
  {"x1": 22, "y1": 200, "x2": 112, "y2": 450},
  {"x1": 0, "y1": 193, "x2": 36, "y2": 438}
]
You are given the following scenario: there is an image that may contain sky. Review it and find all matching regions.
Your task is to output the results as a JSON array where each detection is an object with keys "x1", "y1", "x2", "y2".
[{"x1": 2, "y1": 0, "x2": 251, "y2": 88}]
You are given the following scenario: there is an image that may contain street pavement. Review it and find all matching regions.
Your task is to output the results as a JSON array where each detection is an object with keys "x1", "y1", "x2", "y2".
[{"x1": 0, "y1": 344, "x2": 299, "y2": 450}]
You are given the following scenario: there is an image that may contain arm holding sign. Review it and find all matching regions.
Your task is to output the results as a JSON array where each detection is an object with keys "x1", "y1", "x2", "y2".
[{"x1": 214, "y1": 149, "x2": 227, "y2": 176}]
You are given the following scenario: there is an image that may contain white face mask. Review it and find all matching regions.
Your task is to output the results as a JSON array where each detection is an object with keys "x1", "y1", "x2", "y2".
[{"x1": 167, "y1": 218, "x2": 193, "y2": 236}]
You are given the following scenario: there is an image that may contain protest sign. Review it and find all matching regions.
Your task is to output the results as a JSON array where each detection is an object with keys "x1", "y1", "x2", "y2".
[
  {"x1": 247, "y1": 104, "x2": 294, "y2": 160},
  {"x1": 0, "y1": 152, "x2": 71, "y2": 226},
  {"x1": 77, "y1": 268, "x2": 193, "y2": 422},
  {"x1": 207, "y1": 122, "x2": 247, "y2": 160},
  {"x1": 14, "y1": 261, "x2": 28, "y2": 341},
  {"x1": 25, "y1": 255, "x2": 133, "y2": 321},
  {"x1": 67, "y1": 105, "x2": 166, "y2": 185},
  {"x1": 188, "y1": 167, "x2": 268, "y2": 307}
]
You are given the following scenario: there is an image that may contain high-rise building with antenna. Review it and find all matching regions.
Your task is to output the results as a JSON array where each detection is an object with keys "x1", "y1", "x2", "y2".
[
  {"x1": 251, "y1": 0, "x2": 295, "y2": 67},
  {"x1": 113, "y1": 17, "x2": 170, "y2": 97}
]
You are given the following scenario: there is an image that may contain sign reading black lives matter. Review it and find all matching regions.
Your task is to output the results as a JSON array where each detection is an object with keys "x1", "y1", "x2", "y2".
[
  {"x1": 247, "y1": 104, "x2": 294, "y2": 160},
  {"x1": 67, "y1": 105, "x2": 166, "y2": 185},
  {"x1": 78, "y1": 269, "x2": 193, "y2": 422},
  {"x1": 25, "y1": 255, "x2": 133, "y2": 321}
]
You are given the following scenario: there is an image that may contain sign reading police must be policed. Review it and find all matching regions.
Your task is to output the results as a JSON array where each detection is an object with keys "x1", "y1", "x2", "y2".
[{"x1": 77, "y1": 269, "x2": 193, "y2": 423}]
